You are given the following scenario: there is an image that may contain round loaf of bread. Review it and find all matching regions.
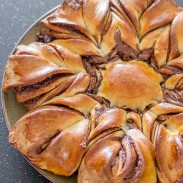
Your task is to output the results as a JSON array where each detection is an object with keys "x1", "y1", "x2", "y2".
[{"x1": 3, "y1": 0, "x2": 183, "y2": 182}]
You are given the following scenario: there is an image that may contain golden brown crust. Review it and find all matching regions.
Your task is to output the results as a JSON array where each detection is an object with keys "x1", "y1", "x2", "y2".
[
  {"x1": 82, "y1": 0, "x2": 110, "y2": 45},
  {"x1": 78, "y1": 130, "x2": 157, "y2": 183},
  {"x1": 24, "y1": 75, "x2": 76, "y2": 110},
  {"x1": 48, "y1": 43, "x2": 86, "y2": 73},
  {"x1": 3, "y1": 0, "x2": 183, "y2": 181},
  {"x1": 9, "y1": 106, "x2": 89, "y2": 176},
  {"x1": 42, "y1": 1, "x2": 96, "y2": 43},
  {"x1": 169, "y1": 11, "x2": 183, "y2": 60},
  {"x1": 100, "y1": 12, "x2": 138, "y2": 56},
  {"x1": 42, "y1": 93, "x2": 99, "y2": 115},
  {"x1": 89, "y1": 108, "x2": 127, "y2": 142},
  {"x1": 154, "y1": 26, "x2": 170, "y2": 67},
  {"x1": 3, "y1": 42, "x2": 90, "y2": 109},
  {"x1": 52, "y1": 39, "x2": 102, "y2": 56},
  {"x1": 139, "y1": 27, "x2": 165, "y2": 50},
  {"x1": 98, "y1": 60, "x2": 163, "y2": 110},
  {"x1": 16, "y1": 42, "x2": 63, "y2": 66},
  {"x1": 16, "y1": 76, "x2": 71, "y2": 102},
  {"x1": 140, "y1": 0, "x2": 182, "y2": 37},
  {"x1": 143, "y1": 103, "x2": 183, "y2": 183},
  {"x1": 3, "y1": 54, "x2": 72, "y2": 92},
  {"x1": 117, "y1": 0, "x2": 154, "y2": 33}
]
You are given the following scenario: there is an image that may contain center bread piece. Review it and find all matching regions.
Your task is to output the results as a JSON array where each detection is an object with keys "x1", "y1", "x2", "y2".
[{"x1": 98, "y1": 60, "x2": 163, "y2": 110}]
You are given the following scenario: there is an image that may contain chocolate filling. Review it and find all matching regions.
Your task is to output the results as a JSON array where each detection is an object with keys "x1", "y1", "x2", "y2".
[
  {"x1": 176, "y1": 78, "x2": 183, "y2": 90},
  {"x1": 94, "y1": 106, "x2": 109, "y2": 127},
  {"x1": 123, "y1": 137, "x2": 143, "y2": 181},
  {"x1": 54, "y1": 24, "x2": 88, "y2": 40},
  {"x1": 66, "y1": 0, "x2": 83, "y2": 10},
  {"x1": 157, "y1": 113, "x2": 179, "y2": 122},
  {"x1": 24, "y1": 95, "x2": 44, "y2": 105},
  {"x1": 37, "y1": 29, "x2": 55, "y2": 43},
  {"x1": 114, "y1": 29, "x2": 154, "y2": 62},
  {"x1": 159, "y1": 66, "x2": 183, "y2": 79},
  {"x1": 107, "y1": 48, "x2": 120, "y2": 62},
  {"x1": 143, "y1": 103, "x2": 157, "y2": 113},
  {"x1": 163, "y1": 88, "x2": 183, "y2": 107},
  {"x1": 24, "y1": 76, "x2": 75, "y2": 106},
  {"x1": 111, "y1": 148, "x2": 126, "y2": 176},
  {"x1": 125, "y1": 156, "x2": 143, "y2": 181},
  {"x1": 151, "y1": 56, "x2": 159, "y2": 70},
  {"x1": 114, "y1": 29, "x2": 139, "y2": 60},
  {"x1": 176, "y1": 178, "x2": 183, "y2": 183},
  {"x1": 83, "y1": 60, "x2": 98, "y2": 94},
  {"x1": 126, "y1": 119, "x2": 138, "y2": 130},
  {"x1": 111, "y1": 136, "x2": 144, "y2": 181},
  {"x1": 83, "y1": 56, "x2": 107, "y2": 64},
  {"x1": 88, "y1": 77, "x2": 97, "y2": 93},
  {"x1": 15, "y1": 73, "x2": 71, "y2": 94},
  {"x1": 86, "y1": 94, "x2": 110, "y2": 107},
  {"x1": 38, "y1": 22, "x2": 89, "y2": 42},
  {"x1": 138, "y1": 49, "x2": 154, "y2": 61}
]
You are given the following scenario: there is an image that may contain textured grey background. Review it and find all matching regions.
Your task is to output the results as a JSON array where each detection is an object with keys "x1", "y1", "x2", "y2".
[{"x1": 0, "y1": 0, "x2": 182, "y2": 183}]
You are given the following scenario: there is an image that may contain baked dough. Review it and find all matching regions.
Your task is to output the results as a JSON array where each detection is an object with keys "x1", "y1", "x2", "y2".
[
  {"x1": 3, "y1": 0, "x2": 183, "y2": 182},
  {"x1": 98, "y1": 60, "x2": 163, "y2": 110}
]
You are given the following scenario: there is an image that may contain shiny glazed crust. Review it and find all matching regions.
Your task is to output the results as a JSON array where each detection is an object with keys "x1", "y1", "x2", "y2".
[{"x1": 3, "y1": 0, "x2": 183, "y2": 182}]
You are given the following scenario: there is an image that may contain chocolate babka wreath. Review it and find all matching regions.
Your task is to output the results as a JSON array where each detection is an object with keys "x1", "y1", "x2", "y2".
[{"x1": 3, "y1": 0, "x2": 183, "y2": 182}]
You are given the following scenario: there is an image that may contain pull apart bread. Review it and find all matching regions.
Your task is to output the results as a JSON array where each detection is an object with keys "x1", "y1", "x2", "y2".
[{"x1": 3, "y1": 0, "x2": 183, "y2": 182}]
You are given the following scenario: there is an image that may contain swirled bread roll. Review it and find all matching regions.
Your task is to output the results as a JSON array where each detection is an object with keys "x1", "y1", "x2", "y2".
[{"x1": 3, "y1": 0, "x2": 183, "y2": 182}]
